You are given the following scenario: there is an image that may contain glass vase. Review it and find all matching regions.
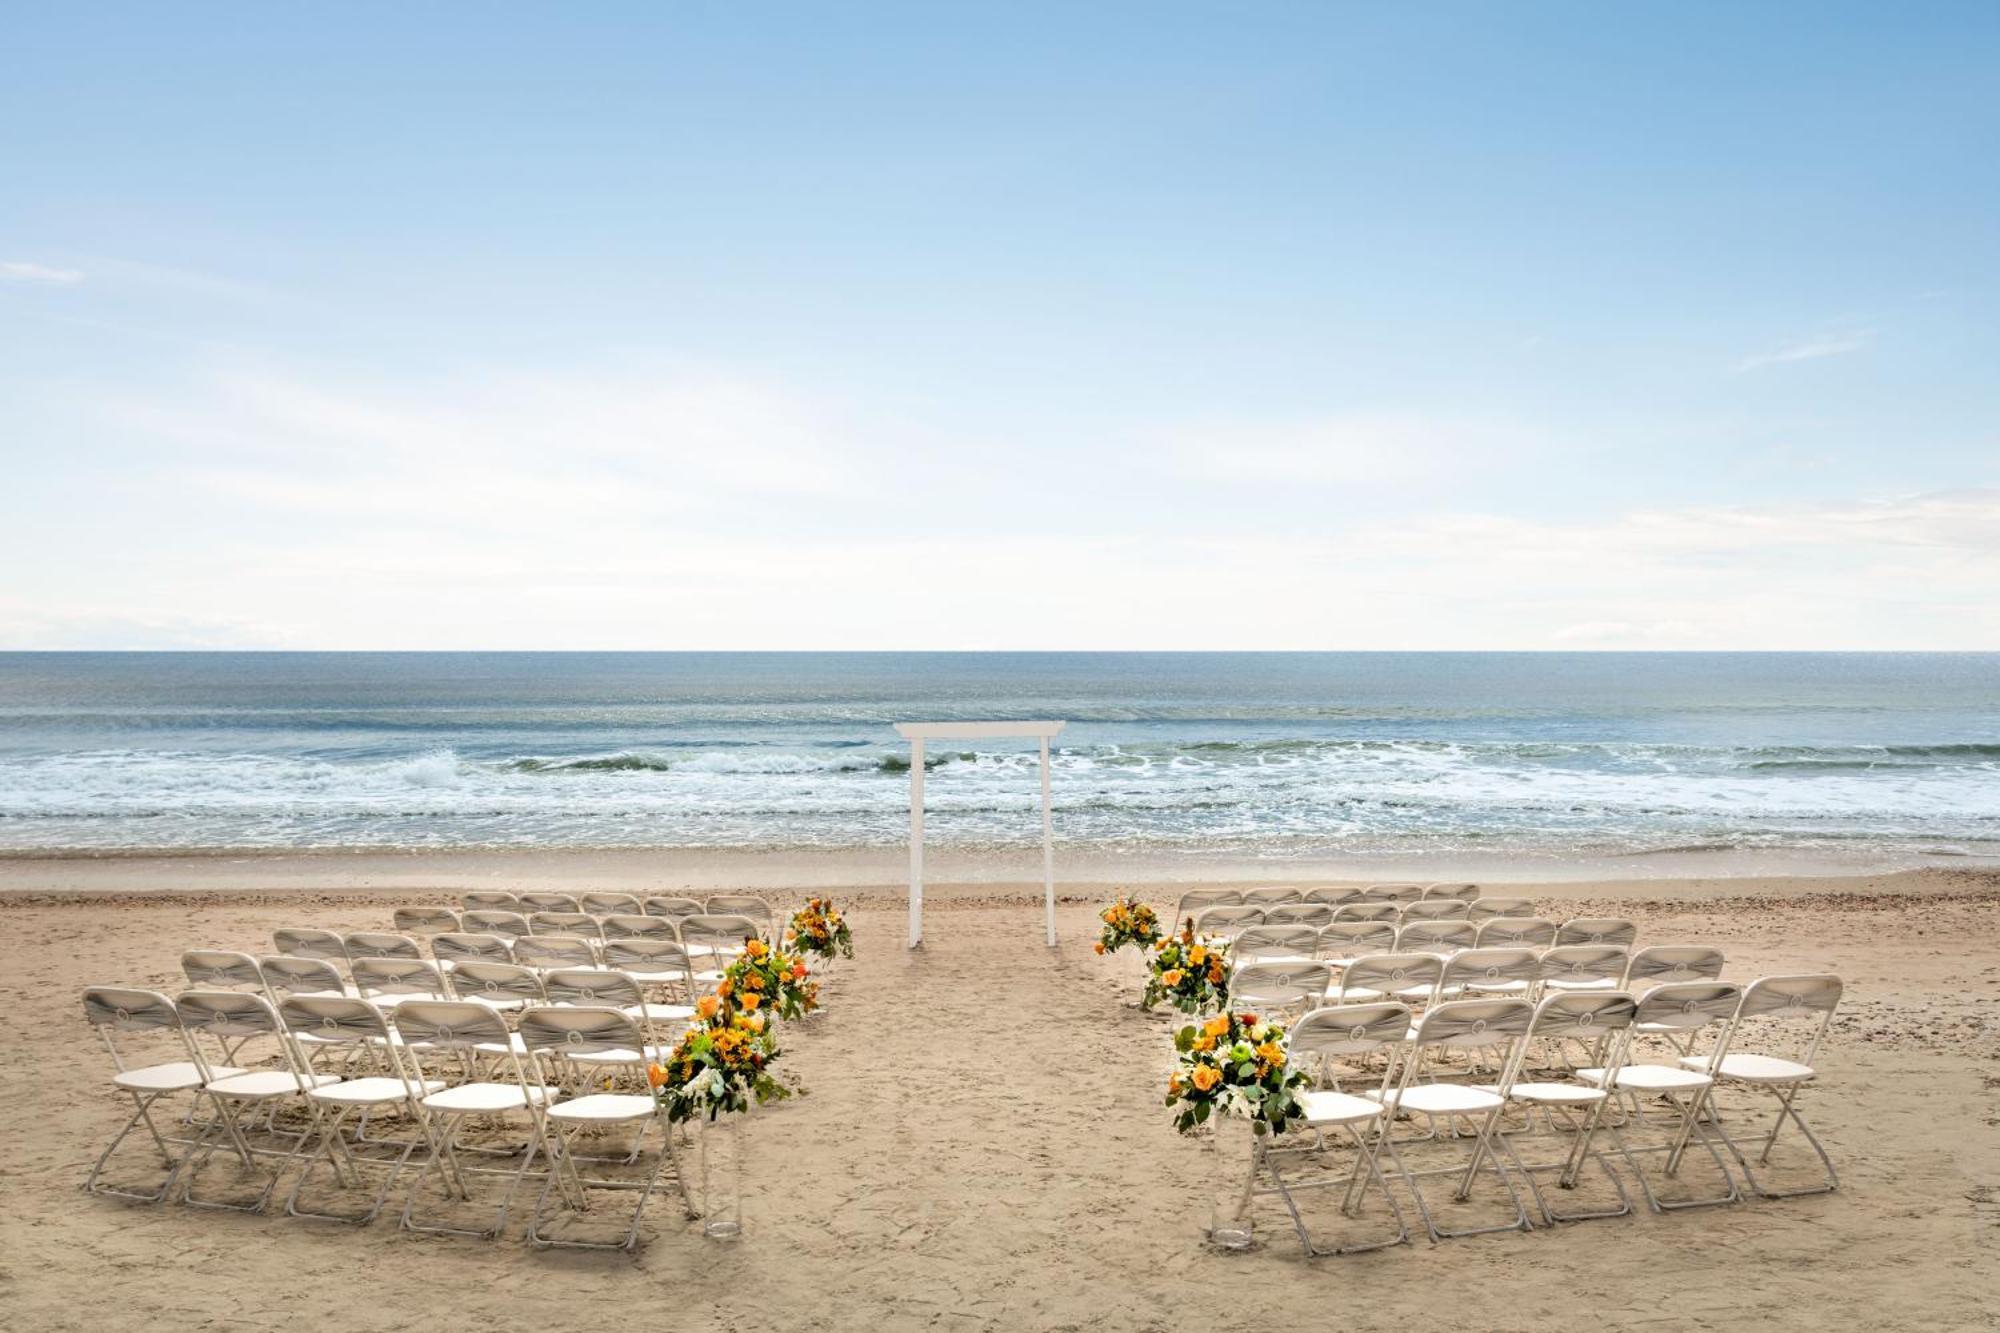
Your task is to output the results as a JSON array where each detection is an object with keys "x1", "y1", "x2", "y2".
[
  {"x1": 1202, "y1": 1112, "x2": 1256, "y2": 1251},
  {"x1": 697, "y1": 1110, "x2": 746, "y2": 1240}
]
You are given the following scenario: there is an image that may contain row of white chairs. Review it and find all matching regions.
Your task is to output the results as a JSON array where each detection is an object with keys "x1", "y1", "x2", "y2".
[
  {"x1": 398, "y1": 901, "x2": 773, "y2": 938},
  {"x1": 1246, "y1": 973, "x2": 1841, "y2": 1254},
  {"x1": 1212, "y1": 915, "x2": 1637, "y2": 960},
  {"x1": 1176, "y1": 883, "x2": 1481, "y2": 919},
  {"x1": 83, "y1": 984, "x2": 693, "y2": 1250},
  {"x1": 1227, "y1": 945, "x2": 1723, "y2": 1012},
  {"x1": 273, "y1": 915, "x2": 765, "y2": 975},
  {"x1": 441, "y1": 892, "x2": 769, "y2": 921}
]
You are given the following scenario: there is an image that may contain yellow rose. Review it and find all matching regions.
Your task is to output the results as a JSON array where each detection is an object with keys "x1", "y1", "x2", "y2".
[
  {"x1": 1203, "y1": 1015, "x2": 1229, "y2": 1039},
  {"x1": 1161, "y1": 969, "x2": 1183, "y2": 987},
  {"x1": 1189, "y1": 945, "x2": 1208, "y2": 965}
]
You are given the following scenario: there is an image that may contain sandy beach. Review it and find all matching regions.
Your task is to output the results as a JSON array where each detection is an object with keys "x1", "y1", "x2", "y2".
[{"x1": 2, "y1": 857, "x2": 1995, "y2": 1332}]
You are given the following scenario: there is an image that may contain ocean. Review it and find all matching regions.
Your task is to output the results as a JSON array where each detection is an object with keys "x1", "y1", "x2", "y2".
[{"x1": 0, "y1": 652, "x2": 1995, "y2": 864}]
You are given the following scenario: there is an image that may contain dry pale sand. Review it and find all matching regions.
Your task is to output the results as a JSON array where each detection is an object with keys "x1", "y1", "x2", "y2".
[{"x1": 2, "y1": 865, "x2": 1997, "y2": 1332}]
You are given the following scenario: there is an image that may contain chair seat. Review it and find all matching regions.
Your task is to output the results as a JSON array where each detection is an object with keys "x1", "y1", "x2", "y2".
[
  {"x1": 423, "y1": 1082, "x2": 559, "y2": 1113},
  {"x1": 1578, "y1": 1064, "x2": 1712, "y2": 1092},
  {"x1": 1459, "y1": 979, "x2": 1530, "y2": 994},
  {"x1": 115, "y1": 1061, "x2": 238, "y2": 1092},
  {"x1": 1681, "y1": 1052, "x2": 1815, "y2": 1084},
  {"x1": 308, "y1": 1076, "x2": 445, "y2": 1106},
  {"x1": 461, "y1": 994, "x2": 531, "y2": 1012},
  {"x1": 206, "y1": 1070, "x2": 342, "y2": 1100},
  {"x1": 626, "y1": 1003, "x2": 696, "y2": 1023},
  {"x1": 1367, "y1": 1084, "x2": 1504, "y2": 1115},
  {"x1": 547, "y1": 1092, "x2": 658, "y2": 1124},
  {"x1": 620, "y1": 969, "x2": 689, "y2": 984},
  {"x1": 363, "y1": 992, "x2": 452, "y2": 1009},
  {"x1": 564, "y1": 1045, "x2": 672, "y2": 1065},
  {"x1": 474, "y1": 1035, "x2": 530, "y2": 1056},
  {"x1": 1298, "y1": 1089, "x2": 1387, "y2": 1127},
  {"x1": 1544, "y1": 977, "x2": 1617, "y2": 992},
  {"x1": 1500, "y1": 1081, "x2": 1608, "y2": 1106}
]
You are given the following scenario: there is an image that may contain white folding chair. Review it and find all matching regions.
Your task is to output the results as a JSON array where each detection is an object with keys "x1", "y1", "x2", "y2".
[
  {"x1": 1243, "y1": 885, "x2": 1303, "y2": 907},
  {"x1": 1372, "y1": 998, "x2": 1536, "y2": 1241},
  {"x1": 1498, "y1": 990, "x2": 1639, "y2": 1223},
  {"x1": 342, "y1": 931, "x2": 423, "y2": 965},
  {"x1": 528, "y1": 911, "x2": 602, "y2": 940},
  {"x1": 1331, "y1": 953, "x2": 1443, "y2": 1008},
  {"x1": 1231, "y1": 924, "x2": 1321, "y2": 964},
  {"x1": 580, "y1": 892, "x2": 644, "y2": 917},
  {"x1": 513, "y1": 934, "x2": 601, "y2": 972},
  {"x1": 1475, "y1": 916, "x2": 1557, "y2": 949},
  {"x1": 1555, "y1": 917, "x2": 1637, "y2": 949},
  {"x1": 601, "y1": 913, "x2": 676, "y2": 942},
  {"x1": 81, "y1": 986, "x2": 205, "y2": 1203},
  {"x1": 394, "y1": 906, "x2": 461, "y2": 935},
  {"x1": 1317, "y1": 921, "x2": 1398, "y2": 970},
  {"x1": 705, "y1": 894, "x2": 772, "y2": 933},
  {"x1": 461, "y1": 891, "x2": 520, "y2": 912},
  {"x1": 432, "y1": 931, "x2": 514, "y2": 972},
  {"x1": 1684, "y1": 974, "x2": 1842, "y2": 1199},
  {"x1": 1332, "y1": 902, "x2": 1400, "y2": 926},
  {"x1": 392, "y1": 999, "x2": 557, "y2": 1239},
  {"x1": 273, "y1": 927, "x2": 346, "y2": 963},
  {"x1": 259, "y1": 954, "x2": 349, "y2": 1001},
  {"x1": 600, "y1": 939, "x2": 702, "y2": 1017},
  {"x1": 1358, "y1": 884, "x2": 1424, "y2": 906},
  {"x1": 518, "y1": 1006, "x2": 685, "y2": 1251},
  {"x1": 278, "y1": 995, "x2": 441, "y2": 1224},
  {"x1": 1263, "y1": 902, "x2": 1336, "y2": 929},
  {"x1": 1395, "y1": 919, "x2": 1477, "y2": 957},
  {"x1": 446, "y1": 959, "x2": 546, "y2": 1017},
  {"x1": 1173, "y1": 888, "x2": 1242, "y2": 932},
  {"x1": 1227, "y1": 960, "x2": 1334, "y2": 1023},
  {"x1": 1540, "y1": 945, "x2": 1629, "y2": 995},
  {"x1": 542, "y1": 967, "x2": 678, "y2": 1056},
  {"x1": 1424, "y1": 883, "x2": 1482, "y2": 903},
  {"x1": 350, "y1": 957, "x2": 451, "y2": 1008},
  {"x1": 519, "y1": 891, "x2": 581, "y2": 912},
  {"x1": 1468, "y1": 898, "x2": 1537, "y2": 924},
  {"x1": 1400, "y1": 900, "x2": 1470, "y2": 923},
  {"x1": 1304, "y1": 886, "x2": 1362, "y2": 908},
  {"x1": 1264, "y1": 1002, "x2": 1412, "y2": 1256},
  {"x1": 679, "y1": 914, "x2": 761, "y2": 966},
  {"x1": 1193, "y1": 904, "x2": 1265, "y2": 941},
  {"x1": 1624, "y1": 945, "x2": 1726, "y2": 991},
  {"x1": 1581, "y1": 980, "x2": 1744, "y2": 1212},
  {"x1": 643, "y1": 895, "x2": 706, "y2": 921},
  {"x1": 173, "y1": 989, "x2": 336, "y2": 1212},
  {"x1": 1440, "y1": 947, "x2": 1541, "y2": 999},
  {"x1": 462, "y1": 909, "x2": 533, "y2": 941}
]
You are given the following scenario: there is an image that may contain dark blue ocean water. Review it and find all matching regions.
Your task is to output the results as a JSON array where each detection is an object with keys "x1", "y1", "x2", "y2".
[{"x1": 0, "y1": 652, "x2": 1994, "y2": 859}]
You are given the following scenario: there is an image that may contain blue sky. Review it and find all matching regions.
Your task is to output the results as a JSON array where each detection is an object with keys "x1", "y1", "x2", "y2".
[{"x1": 2, "y1": 3, "x2": 1995, "y2": 649}]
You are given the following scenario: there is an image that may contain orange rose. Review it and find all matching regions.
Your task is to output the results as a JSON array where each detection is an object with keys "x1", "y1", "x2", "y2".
[
  {"x1": 1191, "y1": 1065, "x2": 1221, "y2": 1092},
  {"x1": 1161, "y1": 969, "x2": 1184, "y2": 987},
  {"x1": 740, "y1": 992, "x2": 761, "y2": 1012},
  {"x1": 1093, "y1": 942, "x2": 1106, "y2": 955},
  {"x1": 646, "y1": 1062, "x2": 668, "y2": 1089},
  {"x1": 695, "y1": 995, "x2": 721, "y2": 1021}
]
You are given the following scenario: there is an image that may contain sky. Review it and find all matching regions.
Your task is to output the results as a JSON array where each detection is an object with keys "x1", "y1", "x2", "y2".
[{"x1": 2, "y1": 2, "x2": 1996, "y2": 650}]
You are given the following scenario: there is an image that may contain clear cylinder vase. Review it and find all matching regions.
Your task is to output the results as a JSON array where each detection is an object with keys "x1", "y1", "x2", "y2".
[
  {"x1": 698, "y1": 1111, "x2": 746, "y2": 1240},
  {"x1": 1202, "y1": 1113, "x2": 1256, "y2": 1251}
]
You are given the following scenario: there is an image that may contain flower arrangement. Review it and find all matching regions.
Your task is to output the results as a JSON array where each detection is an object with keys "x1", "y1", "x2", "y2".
[
  {"x1": 1165, "y1": 1010, "x2": 1309, "y2": 1135},
  {"x1": 786, "y1": 896, "x2": 854, "y2": 961},
  {"x1": 718, "y1": 936, "x2": 820, "y2": 1021},
  {"x1": 1142, "y1": 919, "x2": 1230, "y2": 1014},
  {"x1": 1094, "y1": 894, "x2": 1161, "y2": 955},
  {"x1": 649, "y1": 1004, "x2": 792, "y2": 1123}
]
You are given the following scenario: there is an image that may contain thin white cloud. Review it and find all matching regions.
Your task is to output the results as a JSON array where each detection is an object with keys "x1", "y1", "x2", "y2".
[
  {"x1": 1165, "y1": 412, "x2": 1542, "y2": 486},
  {"x1": 0, "y1": 260, "x2": 84, "y2": 285},
  {"x1": 1734, "y1": 330, "x2": 1872, "y2": 373}
]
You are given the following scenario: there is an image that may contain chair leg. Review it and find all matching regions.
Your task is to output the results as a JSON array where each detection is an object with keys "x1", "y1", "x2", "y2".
[
  {"x1": 1611, "y1": 1088, "x2": 1739, "y2": 1213},
  {"x1": 179, "y1": 1095, "x2": 293, "y2": 1213},
  {"x1": 84, "y1": 1090, "x2": 186, "y2": 1204},
  {"x1": 402, "y1": 1111, "x2": 547, "y2": 1240},
  {"x1": 1267, "y1": 1121, "x2": 1410, "y2": 1257},
  {"x1": 1385, "y1": 1108, "x2": 1533, "y2": 1242},
  {"x1": 1704, "y1": 1083, "x2": 1838, "y2": 1199},
  {"x1": 285, "y1": 1102, "x2": 420, "y2": 1224},
  {"x1": 527, "y1": 1118, "x2": 669, "y2": 1252}
]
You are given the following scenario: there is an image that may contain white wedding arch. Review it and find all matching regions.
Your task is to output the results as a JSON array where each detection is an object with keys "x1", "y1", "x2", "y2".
[{"x1": 894, "y1": 720, "x2": 1066, "y2": 950}]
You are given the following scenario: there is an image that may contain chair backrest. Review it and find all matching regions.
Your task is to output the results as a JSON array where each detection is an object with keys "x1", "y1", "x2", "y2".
[
  {"x1": 600, "y1": 913, "x2": 674, "y2": 941},
  {"x1": 1173, "y1": 889, "x2": 1242, "y2": 929},
  {"x1": 394, "y1": 906, "x2": 461, "y2": 934},
  {"x1": 181, "y1": 949, "x2": 263, "y2": 989},
  {"x1": 1396, "y1": 920, "x2": 1477, "y2": 955},
  {"x1": 461, "y1": 891, "x2": 521, "y2": 911},
  {"x1": 1339, "y1": 952, "x2": 1444, "y2": 1004},
  {"x1": 518, "y1": 1004, "x2": 646, "y2": 1059},
  {"x1": 1539, "y1": 944, "x2": 1629, "y2": 988},
  {"x1": 1193, "y1": 904, "x2": 1265, "y2": 939},
  {"x1": 1358, "y1": 883, "x2": 1424, "y2": 905},
  {"x1": 1287, "y1": 1000, "x2": 1412, "y2": 1062},
  {"x1": 1733, "y1": 974, "x2": 1842, "y2": 1065},
  {"x1": 1228, "y1": 959, "x2": 1333, "y2": 1014},
  {"x1": 1468, "y1": 897, "x2": 1537, "y2": 922},
  {"x1": 580, "y1": 892, "x2": 643, "y2": 917},
  {"x1": 529, "y1": 911, "x2": 601, "y2": 939},
  {"x1": 1525, "y1": 989, "x2": 1638, "y2": 1044},
  {"x1": 343, "y1": 931, "x2": 422, "y2": 962},
  {"x1": 1440, "y1": 947, "x2": 1541, "y2": 993},
  {"x1": 391, "y1": 999, "x2": 514, "y2": 1055},
  {"x1": 350, "y1": 957, "x2": 445, "y2": 998},
  {"x1": 1409, "y1": 996, "x2": 1534, "y2": 1049},
  {"x1": 643, "y1": 896, "x2": 706, "y2": 920},
  {"x1": 1262, "y1": 902, "x2": 1335, "y2": 928},
  {"x1": 512, "y1": 934, "x2": 599, "y2": 970},
  {"x1": 276, "y1": 994, "x2": 394, "y2": 1052},
  {"x1": 432, "y1": 932, "x2": 514, "y2": 966},
  {"x1": 1399, "y1": 900, "x2": 1470, "y2": 922},
  {"x1": 83, "y1": 986, "x2": 183, "y2": 1068},
  {"x1": 1555, "y1": 917, "x2": 1637, "y2": 948},
  {"x1": 174, "y1": 989, "x2": 288, "y2": 1077},
  {"x1": 1333, "y1": 903, "x2": 1399, "y2": 924},
  {"x1": 447, "y1": 959, "x2": 546, "y2": 1006},
  {"x1": 462, "y1": 909, "x2": 532, "y2": 940},
  {"x1": 1633, "y1": 980, "x2": 1743, "y2": 1036},
  {"x1": 1304, "y1": 886, "x2": 1362, "y2": 907},
  {"x1": 1242, "y1": 886, "x2": 1302, "y2": 906},
  {"x1": 273, "y1": 927, "x2": 345, "y2": 962},
  {"x1": 542, "y1": 967, "x2": 643, "y2": 1010},
  {"x1": 681, "y1": 914, "x2": 762, "y2": 954},
  {"x1": 1319, "y1": 920, "x2": 1398, "y2": 960},
  {"x1": 258, "y1": 955, "x2": 347, "y2": 998},
  {"x1": 1423, "y1": 883, "x2": 1482, "y2": 902},
  {"x1": 518, "y1": 891, "x2": 581, "y2": 912},
  {"x1": 706, "y1": 895, "x2": 770, "y2": 923},
  {"x1": 601, "y1": 938, "x2": 696, "y2": 981},
  {"x1": 1624, "y1": 945, "x2": 1726, "y2": 988},
  {"x1": 1231, "y1": 924, "x2": 1322, "y2": 961},
  {"x1": 1475, "y1": 917, "x2": 1557, "y2": 948}
]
